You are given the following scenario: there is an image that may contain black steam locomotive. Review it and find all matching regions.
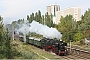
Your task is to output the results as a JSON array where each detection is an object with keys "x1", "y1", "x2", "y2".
[
  {"x1": 19, "y1": 36, "x2": 68, "y2": 56},
  {"x1": 41, "y1": 38, "x2": 68, "y2": 55}
]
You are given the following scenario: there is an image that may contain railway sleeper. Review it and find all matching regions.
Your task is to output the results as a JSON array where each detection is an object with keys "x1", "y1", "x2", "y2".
[
  {"x1": 67, "y1": 47, "x2": 90, "y2": 59},
  {"x1": 82, "y1": 51, "x2": 90, "y2": 59},
  {"x1": 71, "y1": 48, "x2": 76, "y2": 54},
  {"x1": 75, "y1": 49, "x2": 90, "y2": 59}
]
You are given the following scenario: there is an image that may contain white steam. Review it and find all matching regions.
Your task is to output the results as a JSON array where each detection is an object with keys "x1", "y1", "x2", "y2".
[{"x1": 17, "y1": 20, "x2": 62, "y2": 39}]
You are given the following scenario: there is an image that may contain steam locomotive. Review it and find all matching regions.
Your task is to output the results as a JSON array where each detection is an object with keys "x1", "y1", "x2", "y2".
[{"x1": 19, "y1": 35, "x2": 68, "y2": 56}]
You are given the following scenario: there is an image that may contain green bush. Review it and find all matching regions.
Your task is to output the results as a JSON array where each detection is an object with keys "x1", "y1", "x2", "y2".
[{"x1": 80, "y1": 39, "x2": 84, "y2": 44}]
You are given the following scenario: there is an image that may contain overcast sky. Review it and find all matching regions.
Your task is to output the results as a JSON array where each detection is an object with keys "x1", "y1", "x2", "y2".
[{"x1": 0, "y1": 0, "x2": 90, "y2": 24}]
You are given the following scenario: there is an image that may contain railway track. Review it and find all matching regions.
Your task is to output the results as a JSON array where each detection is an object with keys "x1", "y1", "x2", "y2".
[
  {"x1": 48, "y1": 46, "x2": 90, "y2": 59},
  {"x1": 53, "y1": 53, "x2": 90, "y2": 59},
  {"x1": 52, "y1": 53, "x2": 87, "y2": 59},
  {"x1": 67, "y1": 47, "x2": 90, "y2": 59},
  {"x1": 14, "y1": 36, "x2": 90, "y2": 59}
]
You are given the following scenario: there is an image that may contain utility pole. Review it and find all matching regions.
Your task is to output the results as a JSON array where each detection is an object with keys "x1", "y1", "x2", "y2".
[
  {"x1": 44, "y1": 18, "x2": 46, "y2": 25},
  {"x1": 70, "y1": 40, "x2": 71, "y2": 52},
  {"x1": 24, "y1": 20, "x2": 26, "y2": 43},
  {"x1": 12, "y1": 25, "x2": 14, "y2": 40},
  {"x1": 69, "y1": 34, "x2": 72, "y2": 53}
]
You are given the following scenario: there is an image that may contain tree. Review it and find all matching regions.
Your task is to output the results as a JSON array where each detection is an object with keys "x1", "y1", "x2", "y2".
[
  {"x1": 73, "y1": 31, "x2": 84, "y2": 42},
  {"x1": 26, "y1": 10, "x2": 54, "y2": 27},
  {"x1": 58, "y1": 15, "x2": 77, "y2": 42},
  {"x1": 12, "y1": 21, "x2": 17, "y2": 28},
  {"x1": 49, "y1": 14, "x2": 54, "y2": 27},
  {"x1": 5, "y1": 29, "x2": 11, "y2": 58},
  {"x1": 0, "y1": 16, "x2": 4, "y2": 57},
  {"x1": 27, "y1": 15, "x2": 29, "y2": 20},
  {"x1": 37, "y1": 10, "x2": 41, "y2": 23},
  {"x1": 29, "y1": 14, "x2": 33, "y2": 23},
  {"x1": 41, "y1": 15, "x2": 44, "y2": 25},
  {"x1": 0, "y1": 16, "x2": 12, "y2": 58},
  {"x1": 32, "y1": 13, "x2": 35, "y2": 20},
  {"x1": 79, "y1": 9, "x2": 90, "y2": 31},
  {"x1": 84, "y1": 29, "x2": 90, "y2": 37},
  {"x1": 45, "y1": 12, "x2": 54, "y2": 27},
  {"x1": 35, "y1": 12, "x2": 38, "y2": 22}
]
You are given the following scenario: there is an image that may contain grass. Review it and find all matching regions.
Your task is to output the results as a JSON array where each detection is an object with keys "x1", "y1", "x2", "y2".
[{"x1": 11, "y1": 40, "x2": 57, "y2": 59}]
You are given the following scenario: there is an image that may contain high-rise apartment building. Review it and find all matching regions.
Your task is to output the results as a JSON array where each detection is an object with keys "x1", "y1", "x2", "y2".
[
  {"x1": 56, "y1": 7, "x2": 81, "y2": 24},
  {"x1": 47, "y1": 4, "x2": 60, "y2": 16}
]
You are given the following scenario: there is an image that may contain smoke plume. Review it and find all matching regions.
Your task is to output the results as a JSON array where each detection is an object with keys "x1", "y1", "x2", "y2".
[{"x1": 17, "y1": 20, "x2": 62, "y2": 39}]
